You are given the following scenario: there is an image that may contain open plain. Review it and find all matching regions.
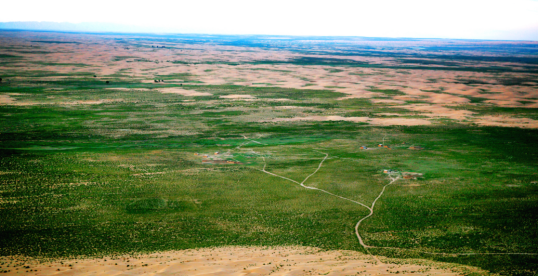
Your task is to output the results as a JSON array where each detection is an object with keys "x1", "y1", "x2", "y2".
[{"x1": 0, "y1": 30, "x2": 537, "y2": 275}]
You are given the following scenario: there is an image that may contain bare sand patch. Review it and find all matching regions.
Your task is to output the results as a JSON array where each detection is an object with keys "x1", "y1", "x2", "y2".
[
  {"x1": 378, "y1": 113, "x2": 405, "y2": 117},
  {"x1": 397, "y1": 104, "x2": 474, "y2": 121},
  {"x1": 272, "y1": 98, "x2": 292, "y2": 101},
  {"x1": 106, "y1": 88, "x2": 150, "y2": 91},
  {"x1": 268, "y1": 116, "x2": 431, "y2": 126},
  {"x1": 474, "y1": 115, "x2": 538, "y2": 129},
  {"x1": 61, "y1": 99, "x2": 124, "y2": 105},
  {"x1": 368, "y1": 117, "x2": 432, "y2": 126},
  {"x1": 273, "y1": 105, "x2": 303, "y2": 109},
  {"x1": 0, "y1": 246, "x2": 484, "y2": 276},
  {"x1": 220, "y1": 94, "x2": 255, "y2": 99},
  {"x1": 370, "y1": 99, "x2": 407, "y2": 104},
  {"x1": 426, "y1": 93, "x2": 470, "y2": 104},
  {"x1": 0, "y1": 94, "x2": 15, "y2": 105},
  {"x1": 158, "y1": 88, "x2": 212, "y2": 96},
  {"x1": 270, "y1": 115, "x2": 367, "y2": 123}
]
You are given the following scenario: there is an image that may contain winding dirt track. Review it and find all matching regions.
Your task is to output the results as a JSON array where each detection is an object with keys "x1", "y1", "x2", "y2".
[
  {"x1": 244, "y1": 137, "x2": 538, "y2": 257},
  {"x1": 355, "y1": 174, "x2": 400, "y2": 248},
  {"x1": 258, "y1": 151, "x2": 391, "y2": 263}
]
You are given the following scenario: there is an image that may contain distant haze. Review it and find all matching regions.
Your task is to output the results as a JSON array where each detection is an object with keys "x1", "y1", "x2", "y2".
[{"x1": 2, "y1": 0, "x2": 538, "y2": 40}]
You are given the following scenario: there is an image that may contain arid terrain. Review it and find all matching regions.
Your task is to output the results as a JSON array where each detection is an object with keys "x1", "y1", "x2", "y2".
[
  {"x1": 1, "y1": 246, "x2": 490, "y2": 276},
  {"x1": 1, "y1": 30, "x2": 537, "y2": 275},
  {"x1": 1, "y1": 31, "x2": 538, "y2": 128}
]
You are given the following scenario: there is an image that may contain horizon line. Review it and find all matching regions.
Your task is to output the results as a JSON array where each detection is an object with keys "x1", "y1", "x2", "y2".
[{"x1": 1, "y1": 22, "x2": 537, "y2": 42}]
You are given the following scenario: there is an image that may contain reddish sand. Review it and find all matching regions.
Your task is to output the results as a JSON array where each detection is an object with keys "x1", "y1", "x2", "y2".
[{"x1": 0, "y1": 31, "x2": 537, "y2": 129}]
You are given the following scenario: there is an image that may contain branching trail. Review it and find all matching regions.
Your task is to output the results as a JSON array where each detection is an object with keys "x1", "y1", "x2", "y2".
[
  {"x1": 258, "y1": 151, "x2": 386, "y2": 263},
  {"x1": 240, "y1": 136, "x2": 538, "y2": 258},
  {"x1": 261, "y1": 155, "x2": 371, "y2": 209}
]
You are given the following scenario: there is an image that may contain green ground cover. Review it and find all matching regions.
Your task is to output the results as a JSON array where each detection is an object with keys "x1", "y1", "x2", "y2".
[{"x1": 0, "y1": 66, "x2": 537, "y2": 275}]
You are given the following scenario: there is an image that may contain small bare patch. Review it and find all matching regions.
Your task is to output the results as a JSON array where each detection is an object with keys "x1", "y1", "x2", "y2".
[
  {"x1": 132, "y1": 172, "x2": 166, "y2": 176},
  {"x1": 474, "y1": 115, "x2": 538, "y2": 129},
  {"x1": 273, "y1": 105, "x2": 303, "y2": 109},
  {"x1": 267, "y1": 116, "x2": 431, "y2": 126},
  {"x1": 61, "y1": 99, "x2": 124, "y2": 105},
  {"x1": 0, "y1": 94, "x2": 15, "y2": 105},
  {"x1": 106, "y1": 87, "x2": 150, "y2": 91},
  {"x1": 220, "y1": 94, "x2": 255, "y2": 99},
  {"x1": 158, "y1": 88, "x2": 212, "y2": 96}
]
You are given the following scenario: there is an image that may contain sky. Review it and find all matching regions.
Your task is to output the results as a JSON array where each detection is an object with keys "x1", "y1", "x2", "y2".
[{"x1": 2, "y1": 0, "x2": 538, "y2": 40}]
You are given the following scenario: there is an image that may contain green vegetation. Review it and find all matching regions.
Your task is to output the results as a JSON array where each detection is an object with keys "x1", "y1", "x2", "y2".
[
  {"x1": 183, "y1": 84, "x2": 347, "y2": 100},
  {"x1": 0, "y1": 54, "x2": 23, "y2": 59},
  {"x1": 1, "y1": 33, "x2": 538, "y2": 275},
  {"x1": 1, "y1": 99, "x2": 537, "y2": 275},
  {"x1": 28, "y1": 61, "x2": 89, "y2": 67},
  {"x1": 454, "y1": 105, "x2": 538, "y2": 120},
  {"x1": 327, "y1": 69, "x2": 344, "y2": 73},
  {"x1": 112, "y1": 56, "x2": 139, "y2": 62}
]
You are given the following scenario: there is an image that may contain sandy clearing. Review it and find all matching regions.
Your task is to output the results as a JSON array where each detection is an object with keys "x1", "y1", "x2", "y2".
[
  {"x1": 106, "y1": 88, "x2": 150, "y2": 91},
  {"x1": 397, "y1": 104, "x2": 474, "y2": 121},
  {"x1": 0, "y1": 246, "x2": 483, "y2": 276},
  {"x1": 268, "y1": 116, "x2": 432, "y2": 126},
  {"x1": 61, "y1": 99, "x2": 125, "y2": 105},
  {"x1": 370, "y1": 99, "x2": 407, "y2": 104},
  {"x1": 378, "y1": 113, "x2": 406, "y2": 117},
  {"x1": 368, "y1": 117, "x2": 432, "y2": 126},
  {"x1": 220, "y1": 94, "x2": 255, "y2": 99},
  {"x1": 273, "y1": 105, "x2": 304, "y2": 109},
  {"x1": 425, "y1": 93, "x2": 470, "y2": 104},
  {"x1": 158, "y1": 88, "x2": 212, "y2": 96},
  {"x1": 474, "y1": 115, "x2": 538, "y2": 129},
  {"x1": 0, "y1": 94, "x2": 15, "y2": 105}
]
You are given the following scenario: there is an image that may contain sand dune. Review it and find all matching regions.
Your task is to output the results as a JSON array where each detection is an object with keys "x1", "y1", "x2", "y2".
[
  {"x1": 0, "y1": 246, "x2": 487, "y2": 276},
  {"x1": 1, "y1": 31, "x2": 536, "y2": 129}
]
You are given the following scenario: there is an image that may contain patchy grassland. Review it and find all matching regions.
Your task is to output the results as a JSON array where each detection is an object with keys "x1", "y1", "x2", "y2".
[
  {"x1": 1, "y1": 31, "x2": 538, "y2": 275},
  {"x1": 1, "y1": 78, "x2": 537, "y2": 275}
]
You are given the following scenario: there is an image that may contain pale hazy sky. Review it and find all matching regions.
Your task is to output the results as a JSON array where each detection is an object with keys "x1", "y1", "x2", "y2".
[{"x1": 3, "y1": 0, "x2": 538, "y2": 40}]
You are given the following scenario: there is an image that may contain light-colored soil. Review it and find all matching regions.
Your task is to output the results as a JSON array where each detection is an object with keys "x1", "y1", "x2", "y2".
[
  {"x1": 158, "y1": 88, "x2": 212, "y2": 96},
  {"x1": 396, "y1": 104, "x2": 475, "y2": 121},
  {"x1": 474, "y1": 115, "x2": 538, "y2": 129},
  {"x1": 220, "y1": 94, "x2": 255, "y2": 99},
  {"x1": 268, "y1": 116, "x2": 432, "y2": 126},
  {"x1": 1, "y1": 31, "x2": 537, "y2": 128},
  {"x1": 0, "y1": 94, "x2": 15, "y2": 104},
  {"x1": 106, "y1": 88, "x2": 150, "y2": 91},
  {"x1": 0, "y1": 246, "x2": 486, "y2": 276}
]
